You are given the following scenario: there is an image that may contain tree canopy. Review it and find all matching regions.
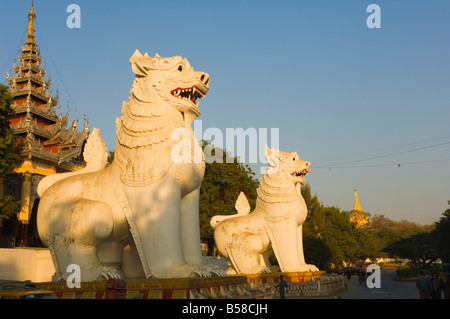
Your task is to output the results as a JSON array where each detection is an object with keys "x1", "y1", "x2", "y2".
[
  {"x1": 0, "y1": 84, "x2": 23, "y2": 224},
  {"x1": 199, "y1": 140, "x2": 259, "y2": 237},
  {"x1": 434, "y1": 202, "x2": 450, "y2": 263}
]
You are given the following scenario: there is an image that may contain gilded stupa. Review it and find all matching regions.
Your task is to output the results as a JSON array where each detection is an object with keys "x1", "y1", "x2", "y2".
[{"x1": 350, "y1": 187, "x2": 369, "y2": 228}]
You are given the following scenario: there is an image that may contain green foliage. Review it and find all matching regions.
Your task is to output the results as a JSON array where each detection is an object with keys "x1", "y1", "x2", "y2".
[
  {"x1": 383, "y1": 232, "x2": 438, "y2": 268},
  {"x1": 0, "y1": 84, "x2": 23, "y2": 223},
  {"x1": 372, "y1": 207, "x2": 450, "y2": 268},
  {"x1": 0, "y1": 195, "x2": 20, "y2": 221},
  {"x1": 301, "y1": 185, "x2": 377, "y2": 266},
  {"x1": 199, "y1": 140, "x2": 259, "y2": 237},
  {"x1": 433, "y1": 202, "x2": 450, "y2": 263},
  {"x1": 107, "y1": 151, "x2": 115, "y2": 165},
  {"x1": 0, "y1": 84, "x2": 22, "y2": 177},
  {"x1": 396, "y1": 268, "x2": 437, "y2": 278},
  {"x1": 302, "y1": 183, "x2": 325, "y2": 237},
  {"x1": 303, "y1": 236, "x2": 332, "y2": 270}
]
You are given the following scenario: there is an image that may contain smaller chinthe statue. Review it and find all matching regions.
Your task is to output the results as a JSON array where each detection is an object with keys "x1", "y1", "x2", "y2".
[{"x1": 211, "y1": 146, "x2": 319, "y2": 274}]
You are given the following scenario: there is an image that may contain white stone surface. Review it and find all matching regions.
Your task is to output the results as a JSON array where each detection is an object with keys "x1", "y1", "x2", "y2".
[
  {"x1": 211, "y1": 146, "x2": 319, "y2": 274},
  {"x1": 0, "y1": 248, "x2": 55, "y2": 282}
]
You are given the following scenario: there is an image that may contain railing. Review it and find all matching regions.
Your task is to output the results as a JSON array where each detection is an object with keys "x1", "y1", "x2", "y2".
[{"x1": 274, "y1": 275, "x2": 346, "y2": 298}]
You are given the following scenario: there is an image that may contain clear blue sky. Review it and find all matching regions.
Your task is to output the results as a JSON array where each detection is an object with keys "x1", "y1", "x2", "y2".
[{"x1": 1, "y1": 0, "x2": 449, "y2": 225}]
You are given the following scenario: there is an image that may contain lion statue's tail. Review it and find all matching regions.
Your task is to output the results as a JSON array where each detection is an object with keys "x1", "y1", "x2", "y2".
[
  {"x1": 37, "y1": 128, "x2": 108, "y2": 197},
  {"x1": 210, "y1": 192, "x2": 251, "y2": 229}
]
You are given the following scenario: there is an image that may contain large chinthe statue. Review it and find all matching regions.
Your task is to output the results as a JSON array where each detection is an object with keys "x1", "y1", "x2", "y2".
[
  {"x1": 211, "y1": 146, "x2": 319, "y2": 275},
  {"x1": 37, "y1": 50, "x2": 224, "y2": 282}
]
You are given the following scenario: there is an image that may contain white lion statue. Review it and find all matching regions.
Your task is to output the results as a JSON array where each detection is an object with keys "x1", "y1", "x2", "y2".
[
  {"x1": 211, "y1": 146, "x2": 319, "y2": 274},
  {"x1": 37, "y1": 50, "x2": 225, "y2": 281}
]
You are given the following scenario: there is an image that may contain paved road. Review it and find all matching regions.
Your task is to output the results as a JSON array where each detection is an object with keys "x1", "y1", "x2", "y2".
[{"x1": 338, "y1": 268, "x2": 419, "y2": 299}]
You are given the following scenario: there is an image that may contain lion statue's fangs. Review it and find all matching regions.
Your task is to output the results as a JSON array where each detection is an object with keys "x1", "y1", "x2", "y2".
[{"x1": 37, "y1": 50, "x2": 225, "y2": 281}]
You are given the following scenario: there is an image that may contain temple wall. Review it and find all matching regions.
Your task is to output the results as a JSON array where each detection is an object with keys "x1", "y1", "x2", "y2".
[{"x1": 0, "y1": 248, "x2": 55, "y2": 282}]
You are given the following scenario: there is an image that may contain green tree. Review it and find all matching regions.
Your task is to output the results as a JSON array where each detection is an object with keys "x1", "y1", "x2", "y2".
[
  {"x1": 199, "y1": 141, "x2": 259, "y2": 237},
  {"x1": 320, "y1": 207, "x2": 376, "y2": 265},
  {"x1": 433, "y1": 201, "x2": 450, "y2": 263},
  {"x1": 367, "y1": 214, "x2": 434, "y2": 259},
  {"x1": 302, "y1": 183, "x2": 325, "y2": 238},
  {"x1": 303, "y1": 236, "x2": 332, "y2": 270},
  {"x1": 107, "y1": 151, "x2": 114, "y2": 165},
  {"x1": 383, "y1": 232, "x2": 437, "y2": 268},
  {"x1": 0, "y1": 84, "x2": 23, "y2": 232}
]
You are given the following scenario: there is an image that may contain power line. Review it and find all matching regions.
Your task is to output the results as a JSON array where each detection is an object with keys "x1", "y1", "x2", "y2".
[
  {"x1": 1, "y1": 27, "x2": 28, "y2": 79},
  {"x1": 312, "y1": 158, "x2": 450, "y2": 170},
  {"x1": 312, "y1": 134, "x2": 450, "y2": 163},
  {"x1": 312, "y1": 141, "x2": 450, "y2": 169},
  {"x1": 36, "y1": 32, "x2": 81, "y2": 119}
]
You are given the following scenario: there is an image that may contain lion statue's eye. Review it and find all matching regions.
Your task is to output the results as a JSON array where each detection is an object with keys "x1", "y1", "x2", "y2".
[
  {"x1": 178, "y1": 65, "x2": 183, "y2": 72},
  {"x1": 292, "y1": 158, "x2": 296, "y2": 161}
]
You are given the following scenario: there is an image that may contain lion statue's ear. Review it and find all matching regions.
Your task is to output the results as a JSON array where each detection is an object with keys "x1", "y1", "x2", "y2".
[
  {"x1": 130, "y1": 49, "x2": 150, "y2": 76},
  {"x1": 264, "y1": 145, "x2": 279, "y2": 167}
]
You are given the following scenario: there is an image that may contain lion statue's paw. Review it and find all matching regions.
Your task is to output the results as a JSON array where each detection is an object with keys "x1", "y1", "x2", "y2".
[
  {"x1": 260, "y1": 266, "x2": 271, "y2": 274},
  {"x1": 189, "y1": 264, "x2": 227, "y2": 277},
  {"x1": 191, "y1": 264, "x2": 211, "y2": 277},
  {"x1": 206, "y1": 264, "x2": 227, "y2": 277},
  {"x1": 53, "y1": 272, "x2": 66, "y2": 283},
  {"x1": 304, "y1": 264, "x2": 320, "y2": 272}
]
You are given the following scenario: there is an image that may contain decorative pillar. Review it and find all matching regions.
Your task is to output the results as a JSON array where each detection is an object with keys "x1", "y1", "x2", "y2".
[{"x1": 17, "y1": 172, "x2": 32, "y2": 246}]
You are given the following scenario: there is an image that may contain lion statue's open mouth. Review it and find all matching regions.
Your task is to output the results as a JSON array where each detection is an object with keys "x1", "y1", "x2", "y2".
[
  {"x1": 171, "y1": 85, "x2": 207, "y2": 107},
  {"x1": 290, "y1": 166, "x2": 309, "y2": 184}
]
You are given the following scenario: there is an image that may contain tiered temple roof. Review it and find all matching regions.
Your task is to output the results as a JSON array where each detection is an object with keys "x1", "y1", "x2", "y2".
[{"x1": 5, "y1": 6, "x2": 88, "y2": 169}]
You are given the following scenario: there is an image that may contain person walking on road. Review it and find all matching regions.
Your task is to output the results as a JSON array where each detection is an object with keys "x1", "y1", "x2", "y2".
[
  {"x1": 416, "y1": 271, "x2": 432, "y2": 299},
  {"x1": 276, "y1": 275, "x2": 289, "y2": 299}
]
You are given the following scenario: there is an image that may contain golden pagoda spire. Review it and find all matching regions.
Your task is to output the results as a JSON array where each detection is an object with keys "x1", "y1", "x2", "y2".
[
  {"x1": 353, "y1": 186, "x2": 362, "y2": 211},
  {"x1": 26, "y1": 1, "x2": 37, "y2": 45},
  {"x1": 351, "y1": 186, "x2": 369, "y2": 228}
]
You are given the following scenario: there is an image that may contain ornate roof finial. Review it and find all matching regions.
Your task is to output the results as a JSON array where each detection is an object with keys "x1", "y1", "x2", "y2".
[{"x1": 26, "y1": 1, "x2": 37, "y2": 45}]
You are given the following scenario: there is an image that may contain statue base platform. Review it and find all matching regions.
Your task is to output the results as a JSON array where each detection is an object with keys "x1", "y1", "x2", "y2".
[
  {"x1": 232, "y1": 271, "x2": 346, "y2": 298},
  {"x1": 39, "y1": 276, "x2": 274, "y2": 299}
]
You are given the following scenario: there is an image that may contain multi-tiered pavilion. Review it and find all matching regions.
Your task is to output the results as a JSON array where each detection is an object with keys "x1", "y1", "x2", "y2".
[{"x1": 1, "y1": 5, "x2": 89, "y2": 246}]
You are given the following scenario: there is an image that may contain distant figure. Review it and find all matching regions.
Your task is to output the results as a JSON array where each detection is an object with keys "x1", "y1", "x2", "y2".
[
  {"x1": 444, "y1": 275, "x2": 450, "y2": 299},
  {"x1": 276, "y1": 275, "x2": 289, "y2": 299},
  {"x1": 430, "y1": 273, "x2": 444, "y2": 299},
  {"x1": 416, "y1": 271, "x2": 431, "y2": 299},
  {"x1": 346, "y1": 270, "x2": 352, "y2": 281}
]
